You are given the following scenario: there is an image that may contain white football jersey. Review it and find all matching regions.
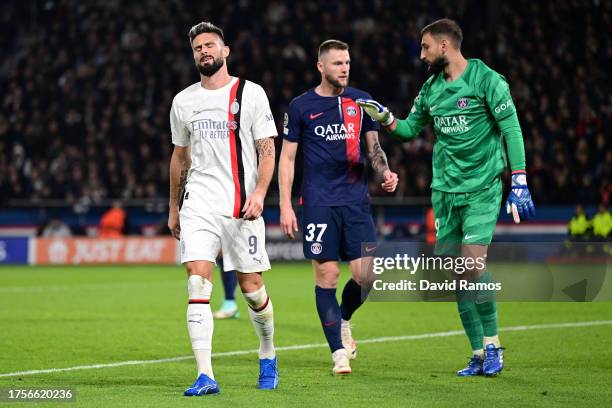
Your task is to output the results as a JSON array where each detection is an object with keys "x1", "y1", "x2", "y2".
[{"x1": 170, "y1": 77, "x2": 277, "y2": 218}]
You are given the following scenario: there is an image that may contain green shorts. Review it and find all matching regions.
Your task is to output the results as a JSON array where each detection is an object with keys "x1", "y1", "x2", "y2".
[{"x1": 431, "y1": 177, "x2": 502, "y2": 255}]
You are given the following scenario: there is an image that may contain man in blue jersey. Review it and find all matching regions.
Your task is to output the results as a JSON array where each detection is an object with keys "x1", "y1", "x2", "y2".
[{"x1": 278, "y1": 39, "x2": 399, "y2": 375}]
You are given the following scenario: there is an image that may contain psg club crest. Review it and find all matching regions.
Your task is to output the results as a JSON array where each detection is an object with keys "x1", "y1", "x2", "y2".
[
  {"x1": 230, "y1": 100, "x2": 240, "y2": 115},
  {"x1": 346, "y1": 106, "x2": 358, "y2": 117},
  {"x1": 310, "y1": 242, "x2": 322, "y2": 255},
  {"x1": 457, "y1": 97, "x2": 469, "y2": 109}
]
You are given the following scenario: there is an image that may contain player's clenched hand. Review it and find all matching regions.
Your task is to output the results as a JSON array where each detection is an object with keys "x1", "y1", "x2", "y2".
[
  {"x1": 280, "y1": 205, "x2": 299, "y2": 240},
  {"x1": 242, "y1": 190, "x2": 265, "y2": 220},
  {"x1": 168, "y1": 207, "x2": 181, "y2": 240},
  {"x1": 505, "y1": 171, "x2": 536, "y2": 223},
  {"x1": 381, "y1": 170, "x2": 399, "y2": 192},
  {"x1": 356, "y1": 99, "x2": 395, "y2": 126}
]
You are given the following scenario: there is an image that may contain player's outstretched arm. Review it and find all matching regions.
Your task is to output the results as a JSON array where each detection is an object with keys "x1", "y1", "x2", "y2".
[
  {"x1": 278, "y1": 139, "x2": 299, "y2": 239},
  {"x1": 168, "y1": 145, "x2": 191, "y2": 239},
  {"x1": 243, "y1": 137, "x2": 276, "y2": 220},
  {"x1": 364, "y1": 131, "x2": 398, "y2": 193},
  {"x1": 357, "y1": 98, "x2": 428, "y2": 141},
  {"x1": 356, "y1": 99, "x2": 395, "y2": 127}
]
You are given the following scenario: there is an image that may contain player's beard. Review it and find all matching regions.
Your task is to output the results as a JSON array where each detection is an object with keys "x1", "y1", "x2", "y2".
[
  {"x1": 325, "y1": 73, "x2": 348, "y2": 89},
  {"x1": 428, "y1": 54, "x2": 449, "y2": 75},
  {"x1": 198, "y1": 56, "x2": 224, "y2": 77}
]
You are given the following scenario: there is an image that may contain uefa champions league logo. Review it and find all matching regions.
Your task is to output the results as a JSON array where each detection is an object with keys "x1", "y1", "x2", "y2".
[{"x1": 457, "y1": 97, "x2": 469, "y2": 109}]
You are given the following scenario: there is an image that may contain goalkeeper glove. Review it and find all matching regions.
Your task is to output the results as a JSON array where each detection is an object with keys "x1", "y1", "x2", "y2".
[
  {"x1": 356, "y1": 99, "x2": 395, "y2": 127},
  {"x1": 505, "y1": 170, "x2": 536, "y2": 223}
]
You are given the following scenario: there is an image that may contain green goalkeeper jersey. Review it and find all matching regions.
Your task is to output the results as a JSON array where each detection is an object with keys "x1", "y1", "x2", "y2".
[{"x1": 391, "y1": 58, "x2": 522, "y2": 193}]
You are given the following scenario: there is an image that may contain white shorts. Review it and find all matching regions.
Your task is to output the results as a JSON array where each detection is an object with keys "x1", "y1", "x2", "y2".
[{"x1": 179, "y1": 205, "x2": 270, "y2": 273}]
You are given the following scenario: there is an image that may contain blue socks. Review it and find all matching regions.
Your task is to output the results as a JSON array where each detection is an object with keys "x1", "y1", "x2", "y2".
[
  {"x1": 218, "y1": 258, "x2": 237, "y2": 301},
  {"x1": 340, "y1": 279, "x2": 366, "y2": 321},
  {"x1": 315, "y1": 286, "x2": 343, "y2": 352}
]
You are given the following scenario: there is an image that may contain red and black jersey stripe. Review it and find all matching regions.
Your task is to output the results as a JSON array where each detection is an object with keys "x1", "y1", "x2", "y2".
[
  {"x1": 340, "y1": 97, "x2": 362, "y2": 182},
  {"x1": 188, "y1": 299, "x2": 210, "y2": 304},
  {"x1": 228, "y1": 78, "x2": 247, "y2": 218}
]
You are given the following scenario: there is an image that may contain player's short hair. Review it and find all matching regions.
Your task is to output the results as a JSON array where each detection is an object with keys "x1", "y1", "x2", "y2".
[
  {"x1": 421, "y1": 18, "x2": 463, "y2": 49},
  {"x1": 318, "y1": 39, "x2": 349, "y2": 59},
  {"x1": 189, "y1": 22, "x2": 225, "y2": 45}
]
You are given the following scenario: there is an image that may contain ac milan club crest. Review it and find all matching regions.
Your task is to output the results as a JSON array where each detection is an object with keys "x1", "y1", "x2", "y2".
[
  {"x1": 457, "y1": 97, "x2": 469, "y2": 109},
  {"x1": 230, "y1": 100, "x2": 240, "y2": 114}
]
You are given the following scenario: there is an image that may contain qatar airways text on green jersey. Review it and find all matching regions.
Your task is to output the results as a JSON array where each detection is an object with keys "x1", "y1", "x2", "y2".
[{"x1": 401, "y1": 59, "x2": 517, "y2": 193}]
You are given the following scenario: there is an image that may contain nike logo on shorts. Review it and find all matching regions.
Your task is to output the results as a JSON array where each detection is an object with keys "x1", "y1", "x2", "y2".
[{"x1": 464, "y1": 234, "x2": 479, "y2": 240}]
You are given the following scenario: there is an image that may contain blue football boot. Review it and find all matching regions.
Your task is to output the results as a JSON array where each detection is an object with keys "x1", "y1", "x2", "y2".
[
  {"x1": 456, "y1": 355, "x2": 483, "y2": 377},
  {"x1": 483, "y1": 343, "x2": 505, "y2": 376},
  {"x1": 184, "y1": 373, "x2": 220, "y2": 396},
  {"x1": 258, "y1": 357, "x2": 279, "y2": 389}
]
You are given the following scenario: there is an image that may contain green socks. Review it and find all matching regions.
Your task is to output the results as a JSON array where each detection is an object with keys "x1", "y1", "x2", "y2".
[
  {"x1": 457, "y1": 270, "x2": 499, "y2": 351},
  {"x1": 457, "y1": 295, "x2": 484, "y2": 352},
  {"x1": 475, "y1": 271, "x2": 498, "y2": 337}
]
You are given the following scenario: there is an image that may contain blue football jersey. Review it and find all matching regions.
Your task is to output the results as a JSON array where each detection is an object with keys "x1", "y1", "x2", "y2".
[{"x1": 283, "y1": 87, "x2": 380, "y2": 206}]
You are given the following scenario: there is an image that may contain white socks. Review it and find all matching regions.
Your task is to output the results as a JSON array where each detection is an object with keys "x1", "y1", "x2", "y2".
[
  {"x1": 187, "y1": 275, "x2": 214, "y2": 379},
  {"x1": 243, "y1": 286, "x2": 275, "y2": 359},
  {"x1": 484, "y1": 335, "x2": 501, "y2": 348},
  {"x1": 187, "y1": 278, "x2": 275, "y2": 377}
]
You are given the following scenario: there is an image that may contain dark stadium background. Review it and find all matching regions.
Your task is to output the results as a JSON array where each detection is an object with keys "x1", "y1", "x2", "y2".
[{"x1": 0, "y1": 0, "x2": 610, "y2": 251}]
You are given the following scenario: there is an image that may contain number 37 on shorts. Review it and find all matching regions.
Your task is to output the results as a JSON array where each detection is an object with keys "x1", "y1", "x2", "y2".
[{"x1": 301, "y1": 204, "x2": 377, "y2": 261}]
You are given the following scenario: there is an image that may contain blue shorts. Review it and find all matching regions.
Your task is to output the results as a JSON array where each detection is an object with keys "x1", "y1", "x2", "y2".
[{"x1": 301, "y1": 204, "x2": 377, "y2": 261}]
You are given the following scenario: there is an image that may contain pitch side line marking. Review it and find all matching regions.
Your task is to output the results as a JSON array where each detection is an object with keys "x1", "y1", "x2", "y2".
[{"x1": 1, "y1": 320, "x2": 611, "y2": 378}]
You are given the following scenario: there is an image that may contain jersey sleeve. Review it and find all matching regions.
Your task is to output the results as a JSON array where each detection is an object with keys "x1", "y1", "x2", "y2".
[
  {"x1": 170, "y1": 98, "x2": 190, "y2": 146},
  {"x1": 361, "y1": 92, "x2": 381, "y2": 133},
  {"x1": 251, "y1": 85, "x2": 278, "y2": 140},
  {"x1": 484, "y1": 72, "x2": 517, "y2": 121},
  {"x1": 483, "y1": 71, "x2": 526, "y2": 170},
  {"x1": 391, "y1": 86, "x2": 432, "y2": 140},
  {"x1": 282, "y1": 99, "x2": 303, "y2": 143}
]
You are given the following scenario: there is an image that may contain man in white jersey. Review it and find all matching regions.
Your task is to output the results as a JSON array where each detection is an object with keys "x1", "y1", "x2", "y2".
[{"x1": 168, "y1": 22, "x2": 278, "y2": 396}]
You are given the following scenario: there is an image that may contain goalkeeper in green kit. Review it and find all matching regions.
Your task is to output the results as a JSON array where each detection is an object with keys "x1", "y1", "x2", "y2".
[{"x1": 357, "y1": 18, "x2": 535, "y2": 377}]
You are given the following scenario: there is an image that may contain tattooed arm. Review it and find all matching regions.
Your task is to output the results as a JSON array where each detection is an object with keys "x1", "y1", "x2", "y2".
[
  {"x1": 168, "y1": 145, "x2": 191, "y2": 239},
  {"x1": 365, "y1": 131, "x2": 399, "y2": 193},
  {"x1": 242, "y1": 137, "x2": 276, "y2": 220},
  {"x1": 278, "y1": 139, "x2": 299, "y2": 239},
  {"x1": 365, "y1": 131, "x2": 390, "y2": 179}
]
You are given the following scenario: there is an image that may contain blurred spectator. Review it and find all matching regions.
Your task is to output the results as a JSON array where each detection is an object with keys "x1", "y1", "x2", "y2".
[
  {"x1": 567, "y1": 204, "x2": 590, "y2": 241},
  {"x1": 99, "y1": 201, "x2": 127, "y2": 237},
  {"x1": 592, "y1": 204, "x2": 611, "y2": 240},
  {"x1": 425, "y1": 207, "x2": 436, "y2": 245},
  {"x1": 0, "y1": 0, "x2": 609, "y2": 205},
  {"x1": 41, "y1": 217, "x2": 72, "y2": 238}
]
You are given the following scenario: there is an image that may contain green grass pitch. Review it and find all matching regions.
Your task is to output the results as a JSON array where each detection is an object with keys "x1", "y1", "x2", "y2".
[{"x1": 0, "y1": 263, "x2": 611, "y2": 407}]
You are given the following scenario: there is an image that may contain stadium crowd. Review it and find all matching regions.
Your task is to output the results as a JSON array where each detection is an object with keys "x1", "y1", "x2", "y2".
[{"x1": 0, "y1": 0, "x2": 610, "y2": 207}]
